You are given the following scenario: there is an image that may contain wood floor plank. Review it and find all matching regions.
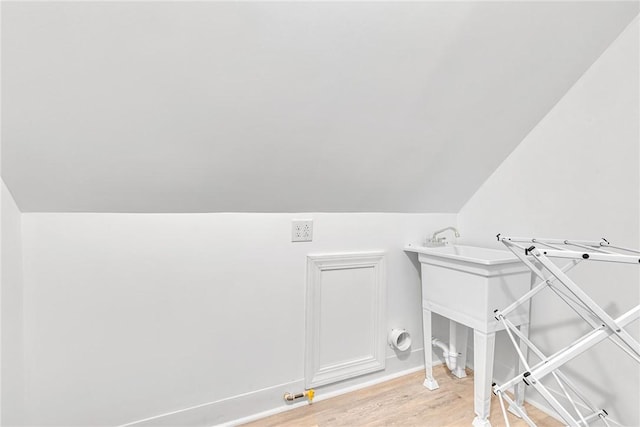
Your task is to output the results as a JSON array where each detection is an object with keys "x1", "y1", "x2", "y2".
[{"x1": 242, "y1": 366, "x2": 562, "y2": 426}]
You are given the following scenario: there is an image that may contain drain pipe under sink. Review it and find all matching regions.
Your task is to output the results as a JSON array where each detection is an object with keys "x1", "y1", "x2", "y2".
[
  {"x1": 432, "y1": 338, "x2": 458, "y2": 371},
  {"x1": 432, "y1": 320, "x2": 466, "y2": 376}
]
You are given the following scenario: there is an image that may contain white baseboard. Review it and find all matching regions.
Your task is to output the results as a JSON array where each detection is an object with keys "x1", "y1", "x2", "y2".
[
  {"x1": 524, "y1": 384, "x2": 623, "y2": 426},
  {"x1": 523, "y1": 394, "x2": 562, "y2": 422},
  {"x1": 121, "y1": 347, "x2": 581, "y2": 427},
  {"x1": 120, "y1": 348, "x2": 428, "y2": 427}
]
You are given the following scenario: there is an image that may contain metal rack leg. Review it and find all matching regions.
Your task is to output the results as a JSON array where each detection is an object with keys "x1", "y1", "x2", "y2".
[{"x1": 509, "y1": 323, "x2": 529, "y2": 418}]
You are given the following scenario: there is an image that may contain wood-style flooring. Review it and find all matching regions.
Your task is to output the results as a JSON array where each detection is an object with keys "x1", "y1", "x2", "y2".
[{"x1": 242, "y1": 365, "x2": 561, "y2": 426}]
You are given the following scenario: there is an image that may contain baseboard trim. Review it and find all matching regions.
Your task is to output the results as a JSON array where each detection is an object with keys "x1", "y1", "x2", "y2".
[
  {"x1": 524, "y1": 384, "x2": 623, "y2": 426},
  {"x1": 123, "y1": 349, "x2": 575, "y2": 427},
  {"x1": 119, "y1": 348, "x2": 428, "y2": 427},
  {"x1": 227, "y1": 363, "x2": 430, "y2": 427},
  {"x1": 523, "y1": 395, "x2": 563, "y2": 422}
]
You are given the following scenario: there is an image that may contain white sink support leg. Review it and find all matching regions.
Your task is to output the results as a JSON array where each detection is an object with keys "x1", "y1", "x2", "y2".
[
  {"x1": 472, "y1": 330, "x2": 495, "y2": 427},
  {"x1": 508, "y1": 323, "x2": 529, "y2": 417},
  {"x1": 450, "y1": 320, "x2": 468, "y2": 378},
  {"x1": 422, "y1": 308, "x2": 439, "y2": 390}
]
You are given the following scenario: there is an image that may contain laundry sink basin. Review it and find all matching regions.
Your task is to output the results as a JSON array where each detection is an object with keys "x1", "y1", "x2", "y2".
[
  {"x1": 405, "y1": 244, "x2": 521, "y2": 266},
  {"x1": 404, "y1": 243, "x2": 532, "y2": 332}
]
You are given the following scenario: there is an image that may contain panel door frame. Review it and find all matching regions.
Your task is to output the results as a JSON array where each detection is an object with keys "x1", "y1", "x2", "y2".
[{"x1": 305, "y1": 251, "x2": 387, "y2": 388}]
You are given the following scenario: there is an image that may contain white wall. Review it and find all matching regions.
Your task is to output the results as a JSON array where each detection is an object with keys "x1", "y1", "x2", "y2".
[
  {"x1": 459, "y1": 18, "x2": 639, "y2": 425},
  {"x1": 3, "y1": 2, "x2": 637, "y2": 213},
  {"x1": 1, "y1": 180, "x2": 25, "y2": 426},
  {"x1": 6, "y1": 6, "x2": 638, "y2": 426},
  {"x1": 20, "y1": 212, "x2": 455, "y2": 426}
]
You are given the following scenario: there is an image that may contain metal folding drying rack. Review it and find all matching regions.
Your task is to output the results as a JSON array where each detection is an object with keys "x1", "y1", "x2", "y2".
[{"x1": 492, "y1": 235, "x2": 640, "y2": 427}]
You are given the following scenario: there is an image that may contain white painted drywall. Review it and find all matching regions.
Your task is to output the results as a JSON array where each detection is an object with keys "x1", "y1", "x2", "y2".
[
  {"x1": 458, "y1": 18, "x2": 640, "y2": 425},
  {"x1": 3, "y1": 1, "x2": 638, "y2": 213},
  {"x1": 20, "y1": 212, "x2": 455, "y2": 425},
  {"x1": 1, "y1": 180, "x2": 25, "y2": 426}
]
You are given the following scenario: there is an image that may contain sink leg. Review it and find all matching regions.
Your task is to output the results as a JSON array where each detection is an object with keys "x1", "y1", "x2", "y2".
[
  {"x1": 509, "y1": 323, "x2": 529, "y2": 418},
  {"x1": 422, "y1": 308, "x2": 439, "y2": 390},
  {"x1": 473, "y1": 330, "x2": 495, "y2": 427},
  {"x1": 451, "y1": 321, "x2": 468, "y2": 378}
]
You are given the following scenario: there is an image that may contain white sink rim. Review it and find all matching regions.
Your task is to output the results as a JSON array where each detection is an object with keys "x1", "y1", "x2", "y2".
[{"x1": 405, "y1": 244, "x2": 521, "y2": 266}]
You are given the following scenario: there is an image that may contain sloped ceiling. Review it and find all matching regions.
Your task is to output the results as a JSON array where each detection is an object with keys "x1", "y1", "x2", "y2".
[{"x1": 2, "y1": 1, "x2": 638, "y2": 213}]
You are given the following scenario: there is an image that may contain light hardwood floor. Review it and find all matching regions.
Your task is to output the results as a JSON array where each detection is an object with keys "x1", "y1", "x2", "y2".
[{"x1": 243, "y1": 365, "x2": 561, "y2": 426}]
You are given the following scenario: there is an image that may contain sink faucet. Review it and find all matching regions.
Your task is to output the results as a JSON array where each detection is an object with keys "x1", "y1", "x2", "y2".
[{"x1": 425, "y1": 227, "x2": 460, "y2": 247}]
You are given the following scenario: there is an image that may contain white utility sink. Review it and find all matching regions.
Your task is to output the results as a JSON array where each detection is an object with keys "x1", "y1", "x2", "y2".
[
  {"x1": 405, "y1": 244, "x2": 531, "y2": 330},
  {"x1": 405, "y1": 244, "x2": 521, "y2": 265},
  {"x1": 405, "y1": 244, "x2": 532, "y2": 427}
]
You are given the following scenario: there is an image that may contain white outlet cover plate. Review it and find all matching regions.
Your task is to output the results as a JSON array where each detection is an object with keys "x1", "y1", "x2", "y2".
[{"x1": 292, "y1": 220, "x2": 313, "y2": 242}]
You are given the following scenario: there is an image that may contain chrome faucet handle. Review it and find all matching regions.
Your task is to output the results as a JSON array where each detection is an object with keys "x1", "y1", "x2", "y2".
[
  {"x1": 431, "y1": 226, "x2": 460, "y2": 241},
  {"x1": 424, "y1": 236, "x2": 448, "y2": 247}
]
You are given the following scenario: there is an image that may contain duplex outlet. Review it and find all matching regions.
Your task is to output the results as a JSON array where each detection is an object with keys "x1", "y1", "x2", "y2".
[{"x1": 292, "y1": 220, "x2": 313, "y2": 242}]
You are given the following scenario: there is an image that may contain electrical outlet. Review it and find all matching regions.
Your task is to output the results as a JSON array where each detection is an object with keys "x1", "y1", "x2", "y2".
[{"x1": 292, "y1": 220, "x2": 313, "y2": 242}]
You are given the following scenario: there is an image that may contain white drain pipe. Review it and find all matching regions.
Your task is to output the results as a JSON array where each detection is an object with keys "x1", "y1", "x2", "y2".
[
  {"x1": 432, "y1": 320, "x2": 461, "y2": 372},
  {"x1": 432, "y1": 338, "x2": 458, "y2": 371}
]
